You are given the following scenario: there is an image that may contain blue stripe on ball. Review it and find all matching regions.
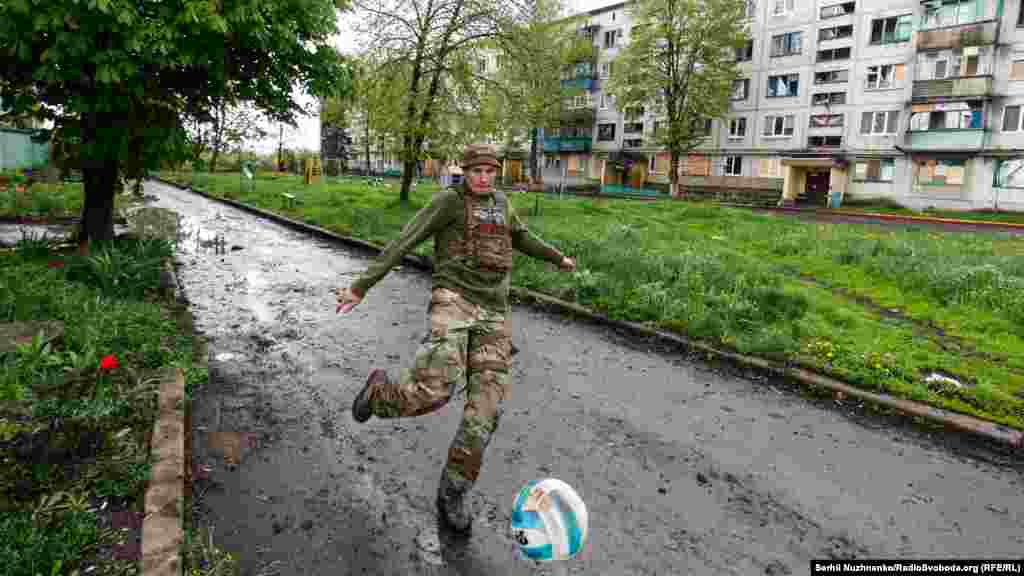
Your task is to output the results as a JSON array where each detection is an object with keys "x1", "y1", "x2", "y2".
[
  {"x1": 522, "y1": 544, "x2": 553, "y2": 560},
  {"x1": 510, "y1": 509, "x2": 545, "y2": 531},
  {"x1": 551, "y1": 492, "x2": 581, "y2": 556}
]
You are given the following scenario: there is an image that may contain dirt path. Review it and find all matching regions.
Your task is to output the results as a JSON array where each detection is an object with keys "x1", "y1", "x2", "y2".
[{"x1": 143, "y1": 181, "x2": 1023, "y2": 575}]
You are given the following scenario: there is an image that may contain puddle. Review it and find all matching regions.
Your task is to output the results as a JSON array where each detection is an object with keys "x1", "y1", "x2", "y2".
[{"x1": 245, "y1": 269, "x2": 274, "y2": 323}]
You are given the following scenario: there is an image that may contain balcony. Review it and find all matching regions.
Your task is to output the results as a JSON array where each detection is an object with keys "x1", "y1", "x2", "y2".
[
  {"x1": 916, "y1": 19, "x2": 998, "y2": 51},
  {"x1": 903, "y1": 129, "x2": 985, "y2": 152},
  {"x1": 561, "y1": 77, "x2": 596, "y2": 91},
  {"x1": 543, "y1": 137, "x2": 593, "y2": 153},
  {"x1": 912, "y1": 75, "x2": 992, "y2": 102}
]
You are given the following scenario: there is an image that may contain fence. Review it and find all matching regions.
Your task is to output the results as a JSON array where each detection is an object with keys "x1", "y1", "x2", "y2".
[{"x1": 0, "y1": 128, "x2": 49, "y2": 171}]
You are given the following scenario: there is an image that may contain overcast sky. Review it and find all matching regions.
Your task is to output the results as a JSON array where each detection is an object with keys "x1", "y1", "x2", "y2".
[{"x1": 250, "y1": 0, "x2": 621, "y2": 155}]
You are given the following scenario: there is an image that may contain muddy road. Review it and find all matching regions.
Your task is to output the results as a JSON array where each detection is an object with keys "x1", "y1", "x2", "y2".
[{"x1": 143, "y1": 181, "x2": 1023, "y2": 575}]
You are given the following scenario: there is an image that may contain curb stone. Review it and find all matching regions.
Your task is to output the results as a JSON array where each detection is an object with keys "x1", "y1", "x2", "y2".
[
  {"x1": 150, "y1": 178, "x2": 1024, "y2": 452},
  {"x1": 140, "y1": 366, "x2": 185, "y2": 576}
]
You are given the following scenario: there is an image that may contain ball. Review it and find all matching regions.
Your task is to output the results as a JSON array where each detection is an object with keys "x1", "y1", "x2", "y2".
[{"x1": 510, "y1": 478, "x2": 588, "y2": 562}]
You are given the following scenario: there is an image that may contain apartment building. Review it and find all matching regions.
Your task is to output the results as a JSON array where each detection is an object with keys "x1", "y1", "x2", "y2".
[{"x1": 546, "y1": 0, "x2": 1024, "y2": 211}]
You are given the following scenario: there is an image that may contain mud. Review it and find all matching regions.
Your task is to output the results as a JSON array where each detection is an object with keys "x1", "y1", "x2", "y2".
[{"x1": 141, "y1": 180, "x2": 1023, "y2": 575}]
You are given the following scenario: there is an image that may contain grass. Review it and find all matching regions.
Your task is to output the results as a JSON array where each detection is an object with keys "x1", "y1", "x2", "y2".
[
  {"x1": 0, "y1": 227, "x2": 205, "y2": 575},
  {"x1": 156, "y1": 170, "x2": 1024, "y2": 431},
  {"x1": 0, "y1": 179, "x2": 137, "y2": 221}
]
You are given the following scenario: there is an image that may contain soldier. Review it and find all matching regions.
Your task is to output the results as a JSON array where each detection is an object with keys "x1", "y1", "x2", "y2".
[{"x1": 335, "y1": 143, "x2": 575, "y2": 533}]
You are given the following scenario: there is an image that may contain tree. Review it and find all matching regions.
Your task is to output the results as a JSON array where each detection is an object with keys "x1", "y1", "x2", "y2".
[
  {"x1": 487, "y1": 2, "x2": 589, "y2": 186},
  {"x1": 352, "y1": 0, "x2": 541, "y2": 203},
  {"x1": 604, "y1": 0, "x2": 748, "y2": 197},
  {"x1": 0, "y1": 0, "x2": 351, "y2": 243}
]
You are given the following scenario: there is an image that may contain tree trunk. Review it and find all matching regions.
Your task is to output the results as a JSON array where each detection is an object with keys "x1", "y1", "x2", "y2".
[
  {"x1": 364, "y1": 109, "x2": 371, "y2": 174},
  {"x1": 529, "y1": 127, "x2": 541, "y2": 187},
  {"x1": 79, "y1": 162, "x2": 118, "y2": 244},
  {"x1": 670, "y1": 151, "x2": 680, "y2": 198}
]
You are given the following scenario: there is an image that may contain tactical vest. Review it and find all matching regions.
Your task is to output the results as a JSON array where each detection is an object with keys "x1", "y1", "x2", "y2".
[{"x1": 460, "y1": 189, "x2": 513, "y2": 273}]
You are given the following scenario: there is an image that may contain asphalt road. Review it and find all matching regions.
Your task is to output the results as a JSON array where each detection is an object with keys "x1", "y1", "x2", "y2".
[{"x1": 142, "y1": 181, "x2": 1023, "y2": 576}]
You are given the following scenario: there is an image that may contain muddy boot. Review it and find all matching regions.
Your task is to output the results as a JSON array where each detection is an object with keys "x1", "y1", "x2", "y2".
[
  {"x1": 352, "y1": 369, "x2": 388, "y2": 423},
  {"x1": 436, "y1": 470, "x2": 473, "y2": 534}
]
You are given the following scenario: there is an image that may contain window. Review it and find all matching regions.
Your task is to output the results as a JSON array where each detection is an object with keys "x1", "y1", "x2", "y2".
[
  {"x1": 854, "y1": 159, "x2": 895, "y2": 181},
  {"x1": 820, "y1": 2, "x2": 855, "y2": 19},
  {"x1": 808, "y1": 135, "x2": 843, "y2": 147},
  {"x1": 916, "y1": 159, "x2": 965, "y2": 186},
  {"x1": 813, "y1": 91, "x2": 847, "y2": 105},
  {"x1": 815, "y1": 69, "x2": 849, "y2": 84},
  {"x1": 759, "y1": 157, "x2": 783, "y2": 177},
  {"x1": 624, "y1": 122, "x2": 644, "y2": 134},
  {"x1": 923, "y1": 0, "x2": 982, "y2": 29},
  {"x1": 865, "y1": 64, "x2": 905, "y2": 89},
  {"x1": 870, "y1": 15, "x2": 912, "y2": 45},
  {"x1": 922, "y1": 49, "x2": 988, "y2": 79},
  {"x1": 773, "y1": 0, "x2": 794, "y2": 16},
  {"x1": 763, "y1": 115, "x2": 795, "y2": 136},
  {"x1": 604, "y1": 30, "x2": 618, "y2": 48},
  {"x1": 697, "y1": 118, "x2": 713, "y2": 136},
  {"x1": 910, "y1": 102, "x2": 982, "y2": 131},
  {"x1": 1011, "y1": 59, "x2": 1024, "y2": 80},
  {"x1": 819, "y1": 24, "x2": 853, "y2": 41},
  {"x1": 624, "y1": 138, "x2": 643, "y2": 148},
  {"x1": 732, "y1": 78, "x2": 750, "y2": 100},
  {"x1": 817, "y1": 47, "x2": 851, "y2": 62},
  {"x1": 729, "y1": 117, "x2": 747, "y2": 138},
  {"x1": 597, "y1": 123, "x2": 616, "y2": 141},
  {"x1": 736, "y1": 40, "x2": 754, "y2": 62},
  {"x1": 995, "y1": 159, "x2": 1024, "y2": 188},
  {"x1": 1019, "y1": 3, "x2": 1024, "y2": 26},
  {"x1": 810, "y1": 114, "x2": 844, "y2": 127},
  {"x1": 1003, "y1": 105, "x2": 1022, "y2": 132},
  {"x1": 599, "y1": 92, "x2": 614, "y2": 109},
  {"x1": 600, "y1": 62, "x2": 612, "y2": 78},
  {"x1": 724, "y1": 156, "x2": 743, "y2": 176},
  {"x1": 745, "y1": 0, "x2": 757, "y2": 19},
  {"x1": 624, "y1": 106, "x2": 645, "y2": 121},
  {"x1": 767, "y1": 74, "x2": 799, "y2": 97},
  {"x1": 771, "y1": 32, "x2": 802, "y2": 57},
  {"x1": 860, "y1": 110, "x2": 901, "y2": 135},
  {"x1": 611, "y1": 11, "x2": 616, "y2": 21}
]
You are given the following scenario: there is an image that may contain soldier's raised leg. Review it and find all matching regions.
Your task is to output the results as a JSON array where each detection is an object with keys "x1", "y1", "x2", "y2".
[{"x1": 352, "y1": 288, "x2": 471, "y2": 421}]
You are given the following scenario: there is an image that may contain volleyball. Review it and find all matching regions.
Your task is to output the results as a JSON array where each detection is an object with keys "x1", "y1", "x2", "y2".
[{"x1": 510, "y1": 478, "x2": 588, "y2": 562}]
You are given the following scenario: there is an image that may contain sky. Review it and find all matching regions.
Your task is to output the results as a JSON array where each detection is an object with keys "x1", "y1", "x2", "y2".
[{"x1": 249, "y1": 0, "x2": 622, "y2": 156}]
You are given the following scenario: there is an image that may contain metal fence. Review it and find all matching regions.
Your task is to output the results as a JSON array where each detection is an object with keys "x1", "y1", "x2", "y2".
[{"x1": 0, "y1": 128, "x2": 49, "y2": 171}]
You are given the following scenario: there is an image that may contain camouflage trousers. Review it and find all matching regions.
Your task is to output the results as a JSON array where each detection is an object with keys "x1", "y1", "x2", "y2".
[{"x1": 366, "y1": 287, "x2": 511, "y2": 494}]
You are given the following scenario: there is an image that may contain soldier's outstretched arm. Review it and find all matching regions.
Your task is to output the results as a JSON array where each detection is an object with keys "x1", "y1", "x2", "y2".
[
  {"x1": 337, "y1": 192, "x2": 453, "y2": 312},
  {"x1": 508, "y1": 205, "x2": 575, "y2": 272}
]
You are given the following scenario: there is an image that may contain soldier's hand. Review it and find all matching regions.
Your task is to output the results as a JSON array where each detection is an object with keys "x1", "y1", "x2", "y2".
[
  {"x1": 336, "y1": 287, "x2": 362, "y2": 314},
  {"x1": 558, "y1": 256, "x2": 576, "y2": 272}
]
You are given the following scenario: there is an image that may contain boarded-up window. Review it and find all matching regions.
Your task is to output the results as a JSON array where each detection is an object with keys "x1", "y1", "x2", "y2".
[
  {"x1": 1011, "y1": 60, "x2": 1024, "y2": 80},
  {"x1": 759, "y1": 158, "x2": 782, "y2": 177},
  {"x1": 854, "y1": 159, "x2": 895, "y2": 181},
  {"x1": 655, "y1": 152, "x2": 670, "y2": 174},
  {"x1": 916, "y1": 159, "x2": 966, "y2": 186},
  {"x1": 682, "y1": 155, "x2": 711, "y2": 176}
]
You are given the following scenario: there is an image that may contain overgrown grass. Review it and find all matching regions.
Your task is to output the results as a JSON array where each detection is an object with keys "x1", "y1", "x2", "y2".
[
  {"x1": 835, "y1": 198, "x2": 1024, "y2": 225},
  {"x1": 0, "y1": 229, "x2": 202, "y2": 575},
  {"x1": 0, "y1": 182, "x2": 87, "y2": 219},
  {"x1": 156, "y1": 170, "x2": 1024, "y2": 430}
]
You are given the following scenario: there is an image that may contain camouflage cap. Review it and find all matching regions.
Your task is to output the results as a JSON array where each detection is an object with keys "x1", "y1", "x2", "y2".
[{"x1": 460, "y1": 144, "x2": 501, "y2": 170}]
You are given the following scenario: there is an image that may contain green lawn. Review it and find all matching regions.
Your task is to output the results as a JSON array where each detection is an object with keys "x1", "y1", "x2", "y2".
[
  {"x1": 0, "y1": 230, "x2": 204, "y2": 574},
  {"x1": 157, "y1": 170, "x2": 1024, "y2": 430}
]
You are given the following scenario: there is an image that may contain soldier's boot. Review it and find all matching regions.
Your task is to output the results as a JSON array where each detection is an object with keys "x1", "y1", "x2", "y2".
[
  {"x1": 352, "y1": 369, "x2": 388, "y2": 423},
  {"x1": 436, "y1": 469, "x2": 473, "y2": 534}
]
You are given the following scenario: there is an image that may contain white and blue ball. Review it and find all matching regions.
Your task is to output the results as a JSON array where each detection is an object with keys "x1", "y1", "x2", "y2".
[{"x1": 510, "y1": 478, "x2": 588, "y2": 562}]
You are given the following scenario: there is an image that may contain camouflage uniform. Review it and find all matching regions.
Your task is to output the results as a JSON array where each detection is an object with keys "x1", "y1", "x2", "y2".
[{"x1": 348, "y1": 144, "x2": 566, "y2": 532}]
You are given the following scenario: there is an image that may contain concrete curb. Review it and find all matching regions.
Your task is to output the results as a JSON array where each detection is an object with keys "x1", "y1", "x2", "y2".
[
  {"x1": 140, "y1": 366, "x2": 185, "y2": 576},
  {"x1": 150, "y1": 177, "x2": 1024, "y2": 451}
]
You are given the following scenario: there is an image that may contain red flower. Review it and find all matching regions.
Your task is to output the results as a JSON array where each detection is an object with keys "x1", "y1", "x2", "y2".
[{"x1": 99, "y1": 355, "x2": 119, "y2": 371}]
